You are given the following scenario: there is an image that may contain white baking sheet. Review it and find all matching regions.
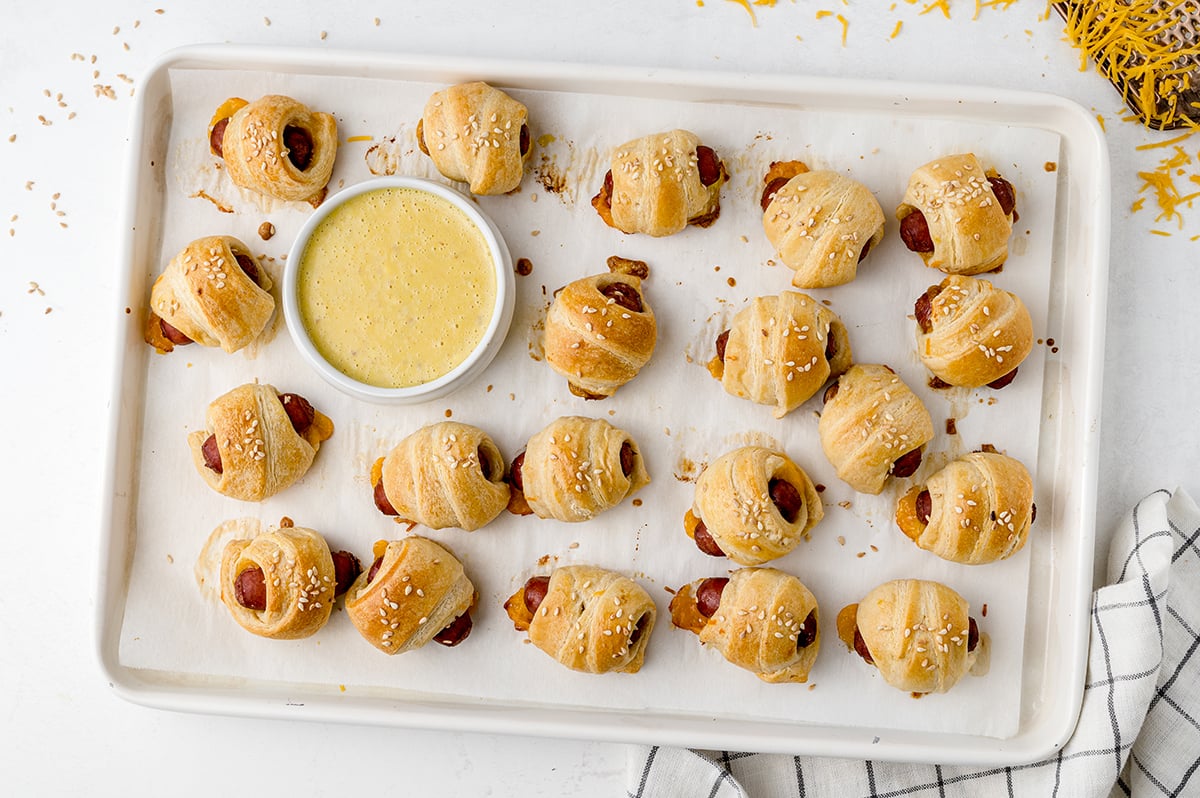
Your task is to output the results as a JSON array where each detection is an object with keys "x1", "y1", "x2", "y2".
[{"x1": 116, "y1": 65, "x2": 1062, "y2": 740}]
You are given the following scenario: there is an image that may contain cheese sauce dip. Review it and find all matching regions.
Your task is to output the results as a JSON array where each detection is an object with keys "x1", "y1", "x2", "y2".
[{"x1": 296, "y1": 187, "x2": 497, "y2": 388}]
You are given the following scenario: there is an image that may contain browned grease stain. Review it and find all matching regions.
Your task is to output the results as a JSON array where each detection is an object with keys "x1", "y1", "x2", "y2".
[
  {"x1": 365, "y1": 136, "x2": 400, "y2": 176},
  {"x1": 515, "y1": 257, "x2": 533, "y2": 276},
  {"x1": 946, "y1": 417, "x2": 958, "y2": 435},
  {"x1": 535, "y1": 153, "x2": 568, "y2": 196},
  {"x1": 1044, "y1": 161, "x2": 1058, "y2": 172},
  {"x1": 674, "y1": 457, "x2": 705, "y2": 483},
  {"x1": 726, "y1": 277, "x2": 736, "y2": 287},
  {"x1": 632, "y1": 498, "x2": 643, "y2": 507},
  {"x1": 191, "y1": 190, "x2": 234, "y2": 214}
]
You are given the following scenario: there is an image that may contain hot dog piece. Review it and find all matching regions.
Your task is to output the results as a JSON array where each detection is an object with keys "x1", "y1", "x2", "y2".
[
  {"x1": 345, "y1": 537, "x2": 477, "y2": 655},
  {"x1": 817, "y1": 364, "x2": 934, "y2": 495},
  {"x1": 219, "y1": 522, "x2": 337, "y2": 639},
  {"x1": 687, "y1": 446, "x2": 822, "y2": 566},
  {"x1": 670, "y1": 568, "x2": 820, "y2": 683},
  {"x1": 894, "y1": 450, "x2": 1034, "y2": 564},
  {"x1": 215, "y1": 95, "x2": 337, "y2": 206},
  {"x1": 914, "y1": 275, "x2": 1033, "y2": 389},
  {"x1": 372, "y1": 422, "x2": 510, "y2": 531},
  {"x1": 592, "y1": 129, "x2": 726, "y2": 237},
  {"x1": 710, "y1": 292, "x2": 852, "y2": 418},
  {"x1": 838, "y1": 579, "x2": 988, "y2": 693},
  {"x1": 544, "y1": 273, "x2": 657, "y2": 399},
  {"x1": 513, "y1": 417, "x2": 649, "y2": 523},
  {"x1": 145, "y1": 236, "x2": 274, "y2": 355},
  {"x1": 188, "y1": 383, "x2": 333, "y2": 502},
  {"x1": 433, "y1": 611, "x2": 474, "y2": 647},
  {"x1": 419, "y1": 82, "x2": 531, "y2": 195},
  {"x1": 505, "y1": 565, "x2": 656, "y2": 674},
  {"x1": 762, "y1": 166, "x2": 886, "y2": 288},
  {"x1": 896, "y1": 153, "x2": 1014, "y2": 275}
]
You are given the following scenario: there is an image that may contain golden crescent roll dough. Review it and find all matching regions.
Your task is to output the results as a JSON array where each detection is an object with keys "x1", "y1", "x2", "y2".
[
  {"x1": 504, "y1": 565, "x2": 656, "y2": 674},
  {"x1": 895, "y1": 450, "x2": 1035, "y2": 564},
  {"x1": 915, "y1": 275, "x2": 1034, "y2": 388},
  {"x1": 685, "y1": 446, "x2": 823, "y2": 566},
  {"x1": 817, "y1": 364, "x2": 934, "y2": 495},
  {"x1": 219, "y1": 523, "x2": 335, "y2": 639},
  {"x1": 187, "y1": 383, "x2": 334, "y2": 502},
  {"x1": 897, "y1": 153, "x2": 1014, "y2": 275},
  {"x1": 592, "y1": 129, "x2": 727, "y2": 237},
  {"x1": 418, "y1": 81, "x2": 531, "y2": 195},
  {"x1": 670, "y1": 568, "x2": 820, "y2": 683},
  {"x1": 517, "y1": 416, "x2": 650, "y2": 522},
  {"x1": 345, "y1": 537, "x2": 476, "y2": 655},
  {"x1": 373, "y1": 422, "x2": 510, "y2": 531},
  {"x1": 145, "y1": 236, "x2": 274, "y2": 354},
  {"x1": 215, "y1": 94, "x2": 338, "y2": 206},
  {"x1": 711, "y1": 291, "x2": 852, "y2": 419},
  {"x1": 837, "y1": 579, "x2": 988, "y2": 693},
  {"x1": 543, "y1": 272, "x2": 657, "y2": 399},
  {"x1": 763, "y1": 170, "x2": 886, "y2": 288}
]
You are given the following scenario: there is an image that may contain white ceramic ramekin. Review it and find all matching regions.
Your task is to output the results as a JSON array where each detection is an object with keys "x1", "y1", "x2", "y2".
[{"x1": 283, "y1": 176, "x2": 515, "y2": 404}]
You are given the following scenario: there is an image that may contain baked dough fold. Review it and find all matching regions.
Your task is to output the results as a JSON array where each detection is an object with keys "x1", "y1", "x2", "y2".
[
  {"x1": 145, "y1": 235, "x2": 274, "y2": 353},
  {"x1": 373, "y1": 422, "x2": 510, "y2": 531},
  {"x1": 345, "y1": 537, "x2": 476, "y2": 654},
  {"x1": 219, "y1": 523, "x2": 335, "y2": 639},
  {"x1": 896, "y1": 153, "x2": 1013, "y2": 275},
  {"x1": 817, "y1": 364, "x2": 934, "y2": 495},
  {"x1": 916, "y1": 274, "x2": 1033, "y2": 388},
  {"x1": 685, "y1": 446, "x2": 822, "y2": 565},
  {"x1": 711, "y1": 291, "x2": 852, "y2": 419},
  {"x1": 516, "y1": 416, "x2": 650, "y2": 522},
  {"x1": 544, "y1": 272, "x2": 657, "y2": 399},
  {"x1": 837, "y1": 579, "x2": 988, "y2": 694},
  {"x1": 670, "y1": 568, "x2": 820, "y2": 683},
  {"x1": 592, "y1": 129, "x2": 727, "y2": 237},
  {"x1": 214, "y1": 94, "x2": 338, "y2": 206},
  {"x1": 418, "y1": 81, "x2": 531, "y2": 195},
  {"x1": 187, "y1": 383, "x2": 334, "y2": 502},
  {"x1": 763, "y1": 170, "x2": 885, "y2": 288},
  {"x1": 895, "y1": 450, "x2": 1035, "y2": 564},
  {"x1": 504, "y1": 565, "x2": 655, "y2": 674}
]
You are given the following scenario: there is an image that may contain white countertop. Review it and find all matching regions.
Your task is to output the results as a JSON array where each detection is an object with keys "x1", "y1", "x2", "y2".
[{"x1": 3, "y1": 2, "x2": 1195, "y2": 794}]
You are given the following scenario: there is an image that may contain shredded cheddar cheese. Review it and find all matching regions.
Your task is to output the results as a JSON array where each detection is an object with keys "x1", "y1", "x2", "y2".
[
  {"x1": 1136, "y1": 144, "x2": 1200, "y2": 229},
  {"x1": 725, "y1": 0, "x2": 779, "y2": 25},
  {"x1": 891, "y1": 20, "x2": 904, "y2": 38},
  {"x1": 1059, "y1": 0, "x2": 1200, "y2": 131},
  {"x1": 346, "y1": 135, "x2": 373, "y2": 143},
  {"x1": 922, "y1": 0, "x2": 952, "y2": 19}
]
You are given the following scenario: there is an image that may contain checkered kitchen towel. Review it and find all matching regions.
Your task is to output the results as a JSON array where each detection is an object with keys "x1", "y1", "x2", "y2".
[{"x1": 627, "y1": 488, "x2": 1200, "y2": 797}]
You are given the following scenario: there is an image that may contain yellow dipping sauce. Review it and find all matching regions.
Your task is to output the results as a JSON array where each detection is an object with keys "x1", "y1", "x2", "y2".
[{"x1": 297, "y1": 187, "x2": 497, "y2": 388}]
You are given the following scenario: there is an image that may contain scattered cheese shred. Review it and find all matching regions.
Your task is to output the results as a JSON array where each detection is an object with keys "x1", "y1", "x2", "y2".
[
  {"x1": 891, "y1": 20, "x2": 904, "y2": 39},
  {"x1": 974, "y1": 0, "x2": 1019, "y2": 19},
  {"x1": 1136, "y1": 130, "x2": 1194, "y2": 150},
  {"x1": 922, "y1": 0, "x2": 951, "y2": 19},
  {"x1": 725, "y1": 0, "x2": 777, "y2": 25},
  {"x1": 836, "y1": 13, "x2": 849, "y2": 45},
  {"x1": 1136, "y1": 144, "x2": 1200, "y2": 228},
  {"x1": 346, "y1": 135, "x2": 373, "y2": 143},
  {"x1": 1150, "y1": 229, "x2": 1172, "y2": 235},
  {"x1": 1097, "y1": 113, "x2": 1108, "y2": 132}
]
